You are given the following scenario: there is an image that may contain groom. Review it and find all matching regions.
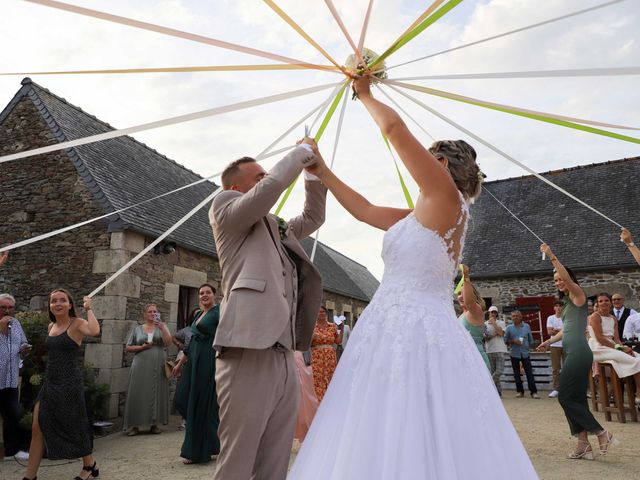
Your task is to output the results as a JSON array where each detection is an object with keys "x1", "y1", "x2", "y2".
[{"x1": 209, "y1": 138, "x2": 327, "y2": 479}]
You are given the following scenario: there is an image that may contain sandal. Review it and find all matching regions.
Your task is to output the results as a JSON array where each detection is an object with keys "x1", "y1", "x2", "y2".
[
  {"x1": 567, "y1": 441, "x2": 594, "y2": 460},
  {"x1": 73, "y1": 461, "x2": 99, "y2": 479},
  {"x1": 597, "y1": 431, "x2": 619, "y2": 455},
  {"x1": 126, "y1": 427, "x2": 139, "y2": 436}
]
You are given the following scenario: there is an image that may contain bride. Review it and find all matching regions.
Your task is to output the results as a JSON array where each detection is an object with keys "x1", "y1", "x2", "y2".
[{"x1": 290, "y1": 76, "x2": 538, "y2": 479}]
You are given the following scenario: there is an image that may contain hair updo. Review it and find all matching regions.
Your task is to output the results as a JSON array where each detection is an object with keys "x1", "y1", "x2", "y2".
[{"x1": 429, "y1": 140, "x2": 483, "y2": 202}]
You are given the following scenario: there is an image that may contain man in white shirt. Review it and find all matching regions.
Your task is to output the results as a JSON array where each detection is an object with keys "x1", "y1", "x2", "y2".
[
  {"x1": 546, "y1": 301, "x2": 565, "y2": 398},
  {"x1": 484, "y1": 306, "x2": 507, "y2": 397},
  {"x1": 611, "y1": 293, "x2": 637, "y2": 340}
]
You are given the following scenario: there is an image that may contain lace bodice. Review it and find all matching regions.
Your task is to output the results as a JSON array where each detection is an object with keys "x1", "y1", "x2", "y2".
[{"x1": 377, "y1": 195, "x2": 468, "y2": 306}]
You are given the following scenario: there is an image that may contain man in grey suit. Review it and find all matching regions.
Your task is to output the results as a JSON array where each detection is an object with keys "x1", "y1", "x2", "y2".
[{"x1": 209, "y1": 138, "x2": 327, "y2": 479}]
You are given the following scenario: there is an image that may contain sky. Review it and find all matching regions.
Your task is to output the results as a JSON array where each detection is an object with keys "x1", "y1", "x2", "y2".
[{"x1": 1, "y1": 0, "x2": 639, "y2": 279}]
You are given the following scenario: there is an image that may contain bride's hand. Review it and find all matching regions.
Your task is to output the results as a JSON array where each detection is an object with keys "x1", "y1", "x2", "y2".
[
  {"x1": 305, "y1": 151, "x2": 328, "y2": 179},
  {"x1": 352, "y1": 75, "x2": 372, "y2": 99}
]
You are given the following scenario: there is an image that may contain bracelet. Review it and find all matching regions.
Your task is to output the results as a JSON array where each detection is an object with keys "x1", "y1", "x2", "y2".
[
  {"x1": 614, "y1": 344, "x2": 624, "y2": 351},
  {"x1": 549, "y1": 256, "x2": 558, "y2": 262}
]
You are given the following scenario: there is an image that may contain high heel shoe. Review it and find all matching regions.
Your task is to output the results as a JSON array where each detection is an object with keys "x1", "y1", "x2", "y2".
[
  {"x1": 567, "y1": 441, "x2": 594, "y2": 460},
  {"x1": 597, "y1": 431, "x2": 620, "y2": 455},
  {"x1": 73, "y1": 461, "x2": 99, "y2": 479}
]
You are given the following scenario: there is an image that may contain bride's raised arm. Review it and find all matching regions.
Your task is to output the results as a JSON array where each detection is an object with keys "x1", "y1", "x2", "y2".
[
  {"x1": 352, "y1": 77, "x2": 459, "y2": 206},
  {"x1": 305, "y1": 153, "x2": 411, "y2": 231}
]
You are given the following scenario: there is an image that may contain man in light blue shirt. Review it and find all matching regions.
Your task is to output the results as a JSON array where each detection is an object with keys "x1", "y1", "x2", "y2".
[{"x1": 504, "y1": 310, "x2": 539, "y2": 399}]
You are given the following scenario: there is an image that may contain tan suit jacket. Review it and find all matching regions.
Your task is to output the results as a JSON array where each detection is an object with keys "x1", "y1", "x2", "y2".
[{"x1": 209, "y1": 147, "x2": 327, "y2": 351}]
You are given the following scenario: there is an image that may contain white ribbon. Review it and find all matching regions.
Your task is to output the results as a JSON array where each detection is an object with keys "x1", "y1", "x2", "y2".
[
  {"x1": 0, "y1": 81, "x2": 341, "y2": 165},
  {"x1": 387, "y1": 0, "x2": 629, "y2": 71},
  {"x1": 393, "y1": 66, "x2": 640, "y2": 82},
  {"x1": 89, "y1": 187, "x2": 222, "y2": 297},
  {"x1": 310, "y1": 87, "x2": 350, "y2": 263},
  {"x1": 384, "y1": 84, "x2": 623, "y2": 229},
  {"x1": 377, "y1": 86, "x2": 435, "y2": 141}
]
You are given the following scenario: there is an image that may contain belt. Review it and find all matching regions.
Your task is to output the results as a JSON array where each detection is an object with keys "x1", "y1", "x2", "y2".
[{"x1": 311, "y1": 344, "x2": 334, "y2": 350}]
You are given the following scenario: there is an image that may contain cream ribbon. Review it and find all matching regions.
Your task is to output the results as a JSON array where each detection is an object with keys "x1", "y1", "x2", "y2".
[{"x1": 0, "y1": 81, "x2": 341, "y2": 164}]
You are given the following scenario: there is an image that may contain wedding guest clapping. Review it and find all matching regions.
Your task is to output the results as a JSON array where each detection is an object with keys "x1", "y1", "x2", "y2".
[
  {"x1": 123, "y1": 304, "x2": 172, "y2": 436},
  {"x1": 536, "y1": 244, "x2": 612, "y2": 459},
  {"x1": 588, "y1": 292, "x2": 640, "y2": 409},
  {"x1": 23, "y1": 290, "x2": 100, "y2": 480},
  {"x1": 457, "y1": 265, "x2": 489, "y2": 369},
  {"x1": 311, "y1": 306, "x2": 341, "y2": 402}
]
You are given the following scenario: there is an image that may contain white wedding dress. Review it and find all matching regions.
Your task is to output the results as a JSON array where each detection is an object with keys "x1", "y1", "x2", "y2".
[{"x1": 289, "y1": 198, "x2": 538, "y2": 479}]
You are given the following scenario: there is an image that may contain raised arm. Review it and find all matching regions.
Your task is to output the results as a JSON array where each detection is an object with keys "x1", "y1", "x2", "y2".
[
  {"x1": 540, "y1": 243, "x2": 586, "y2": 307},
  {"x1": 287, "y1": 178, "x2": 327, "y2": 240},
  {"x1": 307, "y1": 156, "x2": 411, "y2": 230},
  {"x1": 211, "y1": 145, "x2": 317, "y2": 234},
  {"x1": 75, "y1": 296, "x2": 101, "y2": 337},
  {"x1": 621, "y1": 228, "x2": 640, "y2": 265},
  {"x1": 352, "y1": 77, "x2": 459, "y2": 203},
  {"x1": 461, "y1": 265, "x2": 485, "y2": 325},
  {"x1": 0, "y1": 251, "x2": 7, "y2": 267}
]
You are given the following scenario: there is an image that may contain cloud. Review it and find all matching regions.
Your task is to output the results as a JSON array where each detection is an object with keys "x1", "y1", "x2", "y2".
[{"x1": 1, "y1": 0, "x2": 638, "y2": 279}]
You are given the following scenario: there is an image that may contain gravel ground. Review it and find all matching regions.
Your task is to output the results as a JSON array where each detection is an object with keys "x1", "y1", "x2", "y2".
[{"x1": 2, "y1": 396, "x2": 638, "y2": 479}]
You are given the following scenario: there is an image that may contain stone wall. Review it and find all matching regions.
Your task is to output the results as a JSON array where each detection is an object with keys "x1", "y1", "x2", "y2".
[
  {"x1": 322, "y1": 290, "x2": 368, "y2": 326},
  {"x1": 0, "y1": 96, "x2": 111, "y2": 309},
  {"x1": 474, "y1": 267, "x2": 640, "y2": 311}
]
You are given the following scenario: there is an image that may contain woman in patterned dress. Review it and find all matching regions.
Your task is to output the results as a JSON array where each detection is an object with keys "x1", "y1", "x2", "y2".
[
  {"x1": 311, "y1": 306, "x2": 342, "y2": 402},
  {"x1": 23, "y1": 289, "x2": 101, "y2": 480}
]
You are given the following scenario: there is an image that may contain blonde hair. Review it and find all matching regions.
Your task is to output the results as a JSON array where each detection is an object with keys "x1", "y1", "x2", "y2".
[
  {"x1": 144, "y1": 303, "x2": 157, "y2": 313},
  {"x1": 469, "y1": 284, "x2": 487, "y2": 311},
  {"x1": 429, "y1": 140, "x2": 483, "y2": 202}
]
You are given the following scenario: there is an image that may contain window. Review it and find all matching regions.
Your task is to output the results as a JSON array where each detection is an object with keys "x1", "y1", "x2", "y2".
[{"x1": 177, "y1": 285, "x2": 199, "y2": 330}]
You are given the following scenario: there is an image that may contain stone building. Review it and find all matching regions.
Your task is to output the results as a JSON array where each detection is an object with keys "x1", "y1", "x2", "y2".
[
  {"x1": 463, "y1": 157, "x2": 640, "y2": 340},
  {"x1": 0, "y1": 78, "x2": 378, "y2": 419}
]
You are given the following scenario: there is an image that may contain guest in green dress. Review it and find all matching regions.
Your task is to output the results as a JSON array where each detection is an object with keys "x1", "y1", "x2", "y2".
[
  {"x1": 123, "y1": 303, "x2": 173, "y2": 436},
  {"x1": 457, "y1": 264, "x2": 490, "y2": 370},
  {"x1": 173, "y1": 283, "x2": 220, "y2": 464},
  {"x1": 537, "y1": 244, "x2": 616, "y2": 460}
]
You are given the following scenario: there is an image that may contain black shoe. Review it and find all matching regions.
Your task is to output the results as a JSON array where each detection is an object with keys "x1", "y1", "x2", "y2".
[{"x1": 74, "y1": 461, "x2": 99, "y2": 479}]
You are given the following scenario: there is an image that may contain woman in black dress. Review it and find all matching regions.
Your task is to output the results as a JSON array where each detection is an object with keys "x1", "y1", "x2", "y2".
[{"x1": 23, "y1": 289, "x2": 101, "y2": 480}]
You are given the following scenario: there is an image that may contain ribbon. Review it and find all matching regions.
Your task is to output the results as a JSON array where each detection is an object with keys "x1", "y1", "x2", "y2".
[
  {"x1": 0, "y1": 81, "x2": 341, "y2": 165},
  {"x1": 384, "y1": 80, "x2": 640, "y2": 142},
  {"x1": 387, "y1": 0, "x2": 629, "y2": 72},
  {"x1": 371, "y1": 0, "x2": 463, "y2": 68},
  {"x1": 384, "y1": 84, "x2": 624, "y2": 228},
  {"x1": 453, "y1": 264, "x2": 464, "y2": 295},
  {"x1": 89, "y1": 187, "x2": 223, "y2": 297},
  {"x1": 377, "y1": 87, "x2": 435, "y2": 141},
  {"x1": 262, "y1": 0, "x2": 351, "y2": 77},
  {"x1": 323, "y1": 0, "x2": 366, "y2": 69},
  {"x1": 381, "y1": 134, "x2": 415, "y2": 209},
  {"x1": 386, "y1": 0, "x2": 445, "y2": 58},
  {"x1": 393, "y1": 66, "x2": 640, "y2": 82},
  {"x1": 0, "y1": 145, "x2": 295, "y2": 255},
  {"x1": 357, "y1": 0, "x2": 375, "y2": 55},
  {"x1": 310, "y1": 89, "x2": 350, "y2": 263},
  {"x1": 274, "y1": 82, "x2": 348, "y2": 216},
  {"x1": 0, "y1": 64, "x2": 339, "y2": 76},
  {"x1": 481, "y1": 187, "x2": 546, "y2": 245},
  {"x1": 25, "y1": 0, "x2": 340, "y2": 75}
]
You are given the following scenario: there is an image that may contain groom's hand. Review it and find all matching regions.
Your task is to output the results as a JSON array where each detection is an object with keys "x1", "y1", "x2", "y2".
[
  {"x1": 297, "y1": 136, "x2": 319, "y2": 155},
  {"x1": 304, "y1": 150, "x2": 328, "y2": 180}
]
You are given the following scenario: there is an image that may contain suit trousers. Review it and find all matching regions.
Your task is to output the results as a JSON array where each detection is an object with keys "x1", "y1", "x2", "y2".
[
  {"x1": 214, "y1": 347, "x2": 299, "y2": 480},
  {"x1": 510, "y1": 356, "x2": 537, "y2": 394}
]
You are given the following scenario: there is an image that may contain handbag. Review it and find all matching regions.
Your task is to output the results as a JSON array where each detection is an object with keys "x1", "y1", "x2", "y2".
[{"x1": 164, "y1": 360, "x2": 176, "y2": 379}]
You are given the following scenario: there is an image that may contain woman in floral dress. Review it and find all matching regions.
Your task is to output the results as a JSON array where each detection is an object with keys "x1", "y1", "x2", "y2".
[{"x1": 311, "y1": 306, "x2": 342, "y2": 402}]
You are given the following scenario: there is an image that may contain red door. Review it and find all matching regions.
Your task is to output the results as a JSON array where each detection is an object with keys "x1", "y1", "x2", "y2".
[{"x1": 516, "y1": 296, "x2": 556, "y2": 341}]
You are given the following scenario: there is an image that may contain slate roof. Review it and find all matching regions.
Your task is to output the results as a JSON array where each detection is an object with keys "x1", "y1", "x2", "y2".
[
  {"x1": 463, "y1": 157, "x2": 640, "y2": 278},
  {"x1": 1, "y1": 78, "x2": 378, "y2": 301}
]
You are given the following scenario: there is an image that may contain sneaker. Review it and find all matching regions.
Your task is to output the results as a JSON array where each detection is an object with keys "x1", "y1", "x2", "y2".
[
  {"x1": 515, "y1": 392, "x2": 524, "y2": 398},
  {"x1": 531, "y1": 393, "x2": 541, "y2": 399},
  {"x1": 548, "y1": 390, "x2": 559, "y2": 398},
  {"x1": 14, "y1": 451, "x2": 29, "y2": 461},
  {"x1": 179, "y1": 420, "x2": 186, "y2": 431}
]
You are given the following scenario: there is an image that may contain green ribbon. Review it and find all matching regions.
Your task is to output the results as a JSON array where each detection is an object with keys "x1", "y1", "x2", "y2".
[
  {"x1": 381, "y1": 133, "x2": 415, "y2": 208},
  {"x1": 394, "y1": 81, "x2": 640, "y2": 145},
  {"x1": 370, "y1": 0, "x2": 463, "y2": 69},
  {"x1": 453, "y1": 264, "x2": 465, "y2": 295},
  {"x1": 274, "y1": 83, "x2": 348, "y2": 216}
]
